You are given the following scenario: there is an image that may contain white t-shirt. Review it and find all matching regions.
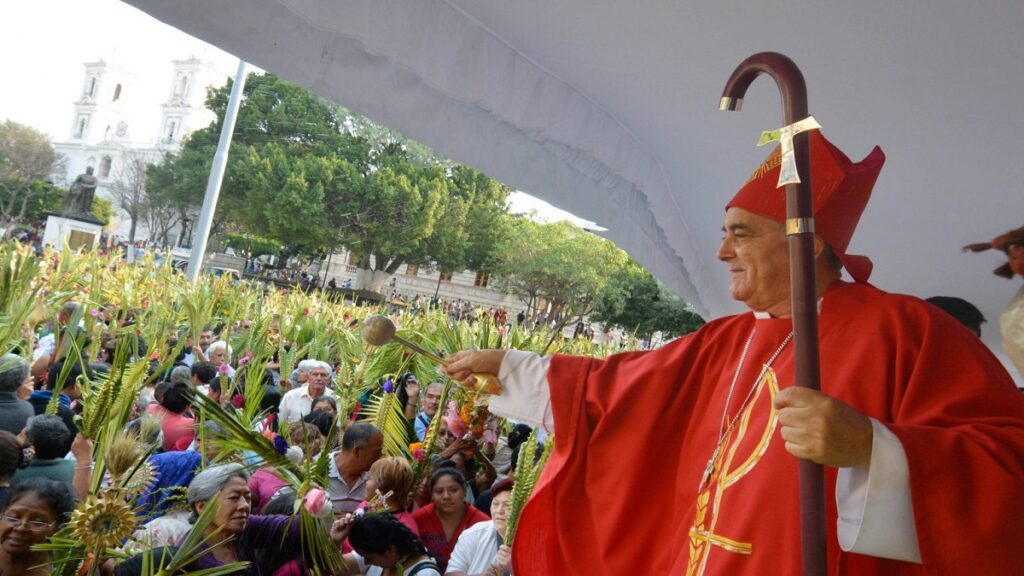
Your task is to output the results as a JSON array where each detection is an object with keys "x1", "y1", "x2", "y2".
[
  {"x1": 445, "y1": 520, "x2": 501, "y2": 574},
  {"x1": 279, "y1": 384, "x2": 336, "y2": 424}
]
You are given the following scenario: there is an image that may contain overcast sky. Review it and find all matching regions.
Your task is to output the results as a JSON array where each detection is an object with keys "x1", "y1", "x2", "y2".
[{"x1": 0, "y1": 0, "x2": 593, "y2": 226}]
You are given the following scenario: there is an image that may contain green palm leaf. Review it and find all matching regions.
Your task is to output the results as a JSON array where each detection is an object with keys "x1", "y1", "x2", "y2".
[{"x1": 358, "y1": 388, "x2": 411, "y2": 457}]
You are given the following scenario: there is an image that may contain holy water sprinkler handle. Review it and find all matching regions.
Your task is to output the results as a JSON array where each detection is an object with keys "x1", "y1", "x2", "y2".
[{"x1": 361, "y1": 315, "x2": 503, "y2": 394}]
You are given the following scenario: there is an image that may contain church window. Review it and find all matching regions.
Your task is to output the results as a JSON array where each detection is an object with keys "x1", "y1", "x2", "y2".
[
  {"x1": 440, "y1": 272, "x2": 453, "y2": 283},
  {"x1": 113, "y1": 83, "x2": 122, "y2": 101},
  {"x1": 165, "y1": 119, "x2": 179, "y2": 142},
  {"x1": 98, "y1": 156, "x2": 112, "y2": 178},
  {"x1": 86, "y1": 76, "x2": 96, "y2": 98},
  {"x1": 405, "y1": 265, "x2": 419, "y2": 276},
  {"x1": 474, "y1": 271, "x2": 490, "y2": 287},
  {"x1": 75, "y1": 115, "x2": 89, "y2": 139},
  {"x1": 174, "y1": 74, "x2": 190, "y2": 99}
]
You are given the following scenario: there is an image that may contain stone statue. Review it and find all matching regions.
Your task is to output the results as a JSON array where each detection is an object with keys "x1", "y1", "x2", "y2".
[{"x1": 62, "y1": 167, "x2": 98, "y2": 217}]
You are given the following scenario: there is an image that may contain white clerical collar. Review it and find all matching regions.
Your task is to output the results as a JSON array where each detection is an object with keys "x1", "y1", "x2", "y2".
[{"x1": 751, "y1": 297, "x2": 824, "y2": 320}]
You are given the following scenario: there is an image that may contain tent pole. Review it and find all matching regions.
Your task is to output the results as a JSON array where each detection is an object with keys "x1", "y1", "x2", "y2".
[{"x1": 187, "y1": 59, "x2": 247, "y2": 283}]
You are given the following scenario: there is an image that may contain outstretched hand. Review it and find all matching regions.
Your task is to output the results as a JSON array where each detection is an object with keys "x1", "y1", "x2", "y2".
[
  {"x1": 443, "y1": 350, "x2": 507, "y2": 389},
  {"x1": 773, "y1": 387, "x2": 874, "y2": 468}
]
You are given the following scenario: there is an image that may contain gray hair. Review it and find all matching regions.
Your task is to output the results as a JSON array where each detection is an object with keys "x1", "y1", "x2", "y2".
[
  {"x1": 313, "y1": 360, "x2": 332, "y2": 374},
  {"x1": 0, "y1": 354, "x2": 29, "y2": 393},
  {"x1": 296, "y1": 359, "x2": 317, "y2": 374},
  {"x1": 186, "y1": 463, "x2": 249, "y2": 505},
  {"x1": 169, "y1": 365, "x2": 192, "y2": 385},
  {"x1": 207, "y1": 341, "x2": 232, "y2": 361}
]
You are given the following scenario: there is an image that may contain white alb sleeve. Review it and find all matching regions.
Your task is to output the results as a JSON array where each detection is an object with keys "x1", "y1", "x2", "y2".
[
  {"x1": 836, "y1": 418, "x2": 921, "y2": 563},
  {"x1": 487, "y1": 350, "x2": 555, "y2": 434}
]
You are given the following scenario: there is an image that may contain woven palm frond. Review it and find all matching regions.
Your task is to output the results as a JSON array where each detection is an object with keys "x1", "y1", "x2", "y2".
[
  {"x1": 505, "y1": 432, "x2": 554, "y2": 547},
  {"x1": 358, "y1": 387, "x2": 411, "y2": 458}
]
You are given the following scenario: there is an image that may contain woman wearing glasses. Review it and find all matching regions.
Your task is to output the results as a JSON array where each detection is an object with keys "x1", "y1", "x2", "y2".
[{"x1": 0, "y1": 477, "x2": 75, "y2": 576}]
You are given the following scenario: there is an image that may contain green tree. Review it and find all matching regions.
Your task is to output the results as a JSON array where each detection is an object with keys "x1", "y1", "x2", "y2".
[
  {"x1": 90, "y1": 196, "x2": 114, "y2": 227},
  {"x1": 147, "y1": 73, "x2": 371, "y2": 257},
  {"x1": 493, "y1": 218, "x2": 627, "y2": 323},
  {"x1": 0, "y1": 120, "x2": 63, "y2": 235},
  {"x1": 20, "y1": 180, "x2": 63, "y2": 227},
  {"x1": 590, "y1": 262, "x2": 705, "y2": 340},
  {"x1": 150, "y1": 72, "x2": 514, "y2": 294},
  {"x1": 146, "y1": 147, "x2": 213, "y2": 246},
  {"x1": 339, "y1": 106, "x2": 450, "y2": 168}
]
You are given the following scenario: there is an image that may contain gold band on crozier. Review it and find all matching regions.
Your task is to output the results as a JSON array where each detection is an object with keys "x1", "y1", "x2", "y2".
[{"x1": 785, "y1": 218, "x2": 814, "y2": 235}]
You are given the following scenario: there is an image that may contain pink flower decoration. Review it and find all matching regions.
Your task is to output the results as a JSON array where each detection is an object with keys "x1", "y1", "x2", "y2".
[
  {"x1": 218, "y1": 364, "x2": 230, "y2": 375},
  {"x1": 483, "y1": 428, "x2": 497, "y2": 444},
  {"x1": 304, "y1": 488, "x2": 326, "y2": 515},
  {"x1": 412, "y1": 448, "x2": 426, "y2": 462},
  {"x1": 446, "y1": 401, "x2": 469, "y2": 438},
  {"x1": 89, "y1": 309, "x2": 102, "y2": 318}
]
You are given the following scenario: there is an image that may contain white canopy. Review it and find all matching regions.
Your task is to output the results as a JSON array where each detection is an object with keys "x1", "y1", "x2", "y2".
[{"x1": 123, "y1": 0, "x2": 1024, "y2": 375}]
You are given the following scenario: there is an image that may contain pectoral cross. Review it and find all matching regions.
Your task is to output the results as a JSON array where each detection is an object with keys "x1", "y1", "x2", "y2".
[{"x1": 699, "y1": 445, "x2": 721, "y2": 491}]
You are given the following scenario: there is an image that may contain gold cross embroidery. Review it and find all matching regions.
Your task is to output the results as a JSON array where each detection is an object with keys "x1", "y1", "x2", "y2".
[{"x1": 687, "y1": 367, "x2": 781, "y2": 576}]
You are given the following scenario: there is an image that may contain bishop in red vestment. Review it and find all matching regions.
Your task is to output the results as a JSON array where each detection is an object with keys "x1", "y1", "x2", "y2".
[{"x1": 446, "y1": 131, "x2": 1024, "y2": 575}]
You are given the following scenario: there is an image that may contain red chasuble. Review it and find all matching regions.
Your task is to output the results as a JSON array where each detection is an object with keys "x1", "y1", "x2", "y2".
[{"x1": 511, "y1": 281, "x2": 1024, "y2": 575}]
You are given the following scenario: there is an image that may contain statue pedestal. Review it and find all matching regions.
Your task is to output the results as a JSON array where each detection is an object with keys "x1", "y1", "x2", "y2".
[{"x1": 42, "y1": 214, "x2": 103, "y2": 250}]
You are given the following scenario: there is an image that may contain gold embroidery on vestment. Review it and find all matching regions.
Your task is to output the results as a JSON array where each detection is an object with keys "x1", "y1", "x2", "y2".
[{"x1": 687, "y1": 368, "x2": 780, "y2": 576}]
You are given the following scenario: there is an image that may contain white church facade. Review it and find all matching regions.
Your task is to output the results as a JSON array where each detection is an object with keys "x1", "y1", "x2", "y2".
[{"x1": 53, "y1": 57, "x2": 228, "y2": 244}]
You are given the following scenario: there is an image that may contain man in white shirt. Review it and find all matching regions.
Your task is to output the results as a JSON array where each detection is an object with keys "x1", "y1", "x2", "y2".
[
  {"x1": 278, "y1": 359, "x2": 335, "y2": 424},
  {"x1": 181, "y1": 327, "x2": 214, "y2": 367}
]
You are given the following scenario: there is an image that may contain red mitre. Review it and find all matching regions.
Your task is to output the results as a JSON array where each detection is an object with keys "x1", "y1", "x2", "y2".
[{"x1": 726, "y1": 130, "x2": 885, "y2": 282}]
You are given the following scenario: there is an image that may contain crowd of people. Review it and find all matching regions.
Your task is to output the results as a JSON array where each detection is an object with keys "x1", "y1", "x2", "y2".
[
  {"x1": 0, "y1": 300, "x2": 543, "y2": 576},
  {"x1": 3, "y1": 120, "x2": 1023, "y2": 576}
]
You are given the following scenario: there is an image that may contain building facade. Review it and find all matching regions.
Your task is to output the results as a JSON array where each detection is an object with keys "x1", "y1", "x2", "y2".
[{"x1": 53, "y1": 57, "x2": 228, "y2": 244}]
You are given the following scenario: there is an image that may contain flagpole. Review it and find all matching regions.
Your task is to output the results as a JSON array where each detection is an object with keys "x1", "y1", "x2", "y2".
[
  {"x1": 719, "y1": 52, "x2": 826, "y2": 576},
  {"x1": 187, "y1": 59, "x2": 247, "y2": 283}
]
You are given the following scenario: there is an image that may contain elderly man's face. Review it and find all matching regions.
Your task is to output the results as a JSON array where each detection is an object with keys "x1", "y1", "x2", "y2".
[
  {"x1": 209, "y1": 348, "x2": 226, "y2": 366},
  {"x1": 307, "y1": 366, "x2": 331, "y2": 396},
  {"x1": 422, "y1": 383, "x2": 443, "y2": 417},
  {"x1": 717, "y1": 208, "x2": 792, "y2": 316}
]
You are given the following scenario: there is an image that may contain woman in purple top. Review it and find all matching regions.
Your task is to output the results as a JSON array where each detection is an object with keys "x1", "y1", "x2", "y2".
[
  {"x1": 115, "y1": 464, "x2": 305, "y2": 576},
  {"x1": 187, "y1": 463, "x2": 301, "y2": 575}
]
